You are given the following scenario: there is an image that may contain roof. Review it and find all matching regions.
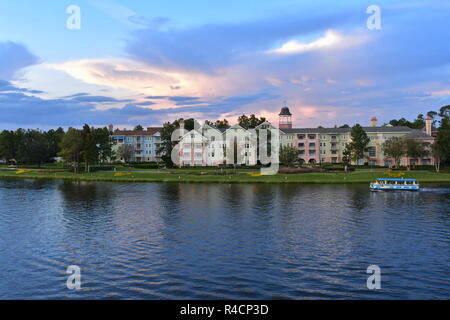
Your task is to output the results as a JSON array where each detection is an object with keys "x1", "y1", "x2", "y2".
[
  {"x1": 281, "y1": 126, "x2": 414, "y2": 134},
  {"x1": 279, "y1": 107, "x2": 292, "y2": 116},
  {"x1": 112, "y1": 127, "x2": 162, "y2": 136},
  {"x1": 376, "y1": 178, "x2": 417, "y2": 181},
  {"x1": 403, "y1": 129, "x2": 433, "y2": 139}
]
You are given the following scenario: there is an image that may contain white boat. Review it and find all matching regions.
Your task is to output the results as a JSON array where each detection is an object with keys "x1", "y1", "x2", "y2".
[{"x1": 370, "y1": 178, "x2": 419, "y2": 191}]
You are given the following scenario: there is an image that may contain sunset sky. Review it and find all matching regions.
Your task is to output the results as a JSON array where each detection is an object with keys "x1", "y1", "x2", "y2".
[{"x1": 1, "y1": 0, "x2": 449, "y2": 129}]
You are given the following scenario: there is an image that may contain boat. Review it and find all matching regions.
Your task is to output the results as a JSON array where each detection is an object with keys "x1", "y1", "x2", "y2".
[{"x1": 370, "y1": 178, "x2": 419, "y2": 191}]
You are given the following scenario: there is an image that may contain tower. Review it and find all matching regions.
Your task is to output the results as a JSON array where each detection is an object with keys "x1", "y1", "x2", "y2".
[
  {"x1": 279, "y1": 104, "x2": 292, "y2": 129},
  {"x1": 425, "y1": 116, "x2": 432, "y2": 136},
  {"x1": 370, "y1": 116, "x2": 378, "y2": 127}
]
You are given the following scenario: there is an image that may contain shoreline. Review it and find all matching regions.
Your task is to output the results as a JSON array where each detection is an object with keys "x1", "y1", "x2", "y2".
[{"x1": 1, "y1": 169, "x2": 450, "y2": 184}]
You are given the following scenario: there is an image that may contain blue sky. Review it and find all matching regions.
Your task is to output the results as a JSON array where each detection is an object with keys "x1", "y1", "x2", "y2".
[{"x1": 0, "y1": 0, "x2": 449, "y2": 129}]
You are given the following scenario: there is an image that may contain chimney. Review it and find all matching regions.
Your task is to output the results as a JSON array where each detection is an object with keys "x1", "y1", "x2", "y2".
[
  {"x1": 179, "y1": 119, "x2": 185, "y2": 139},
  {"x1": 425, "y1": 116, "x2": 432, "y2": 136},
  {"x1": 370, "y1": 116, "x2": 378, "y2": 127},
  {"x1": 108, "y1": 123, "x2": 113, "y2": 132}
]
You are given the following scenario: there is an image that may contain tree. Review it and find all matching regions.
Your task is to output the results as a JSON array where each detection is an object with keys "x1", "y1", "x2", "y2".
[
  {"x1": 434, "y1": 116, "x2": 450, "y2": 166},
  {"x1": 59, "y1": 128, "x2": 84, "y2": 173},
  {"x1": 16, "y1": 129, "x2": 51, "y2": 166},
  {"x1": 205, "y1": 119, "x2": 230, "y2": 129},
  {"x1": 158, "y1": 121, "x2": 176, "y2": 168},
  {"x1": 45, "y1": 127, "x2": 65, "y2": 160},
  {"x1": 411, "y1": 114, "x2": 425, "y2": 129},
  {"x1": 342, "y1": 143, "x2": 353, "y2": 172},
  {"x1": 431, "y1": 142, "x2": 445, "y2": 173},
  {"x1": 81, "y1": 124, "x2": 98, "y2": 172},
  {"x1": 238, "y1": 114, "x2": 266, "y2": 129},
  {"x1": 134, "y1": 125, "x2": 144, "y2": 131},
  {"x1": 92, "y1": 127, "x2": 113, "y2": 163},
  {"x1": 382, "y1": 137, "x2": 407, "y2": 168},
  {"x1": 348, "y1": 124, "x2": 370, "y2": 164},
  {"x1": 438, "y1": 105, "x2": 450, "y2": 118},
  {"x1": 405, "y1": 139, "x2": 428, "y2": 168},
  {"x1": 339, "y1": 124, "x2": 350, "y2": 128},
  {"x1": 117, "y1": 144, "x2": 134, "y2": 163},
  {"x1": 279, "y1": 145, "x2": 299, "y2": 167},
  {"x1": 0, "y1": 130, "x2": 18, "y2": 162},
  {"x1": 158, "y1": 118, "x2": 195, "y2": 168}
]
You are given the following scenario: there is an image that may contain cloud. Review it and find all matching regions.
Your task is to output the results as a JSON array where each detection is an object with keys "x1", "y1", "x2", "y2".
[
  {"x1": 126, "y1": 7, "x2": 361, "y2": 73},
  {"x1": 267, "y1": 30, "x2": 367, "y2": 55},
  {"x1": 88, "y1": 0, "x2": 169, "y2": 29},
  {"x1": 0, "y1": 78, "x2": 279, "y2": 128},
  {"x1": 5, "y1": 1, "x2": 450, "y2": 129},
  {"x1": 0, "y1": 42, "x2": 39, "y2": 80}
]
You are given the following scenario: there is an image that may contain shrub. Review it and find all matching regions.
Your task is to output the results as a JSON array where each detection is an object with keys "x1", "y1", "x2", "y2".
[
  {"x1": 129, "y1": 162, "x2": 160, "y2": 169},
  {"x1": 278, "y1": 167, "x2": 325, "y2": 174}
]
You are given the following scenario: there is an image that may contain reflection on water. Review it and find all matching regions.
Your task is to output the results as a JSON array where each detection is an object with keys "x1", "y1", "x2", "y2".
[{"x1": 0, "y1": 179, "x2": 449, "y2": 299}]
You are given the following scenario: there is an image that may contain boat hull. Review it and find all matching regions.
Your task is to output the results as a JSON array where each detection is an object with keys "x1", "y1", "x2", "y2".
[{"x1": 370, "y1": 184, "x2": 419, "y2": 191}]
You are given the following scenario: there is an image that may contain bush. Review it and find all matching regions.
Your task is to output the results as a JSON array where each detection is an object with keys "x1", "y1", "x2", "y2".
[
  {"x1": 409, "y1": 165, "x2": 435, "y2": 171},
  {"x1": 278, "y1": 167, "x2": 325, "y2": 174},
  {"x1": 322, "y1": 164, "x2": 355, "y2": 172},
  {"x1": 129, "y1": 162, "x2": 160, "y2": 169},
  {"x1": 89, "y1": 165, "x2": 115, "y2": 172}
]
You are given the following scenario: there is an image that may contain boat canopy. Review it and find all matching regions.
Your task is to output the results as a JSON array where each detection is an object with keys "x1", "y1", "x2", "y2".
[{"x1": 376, "y1": 178, "x2": 417, "y2": 182}]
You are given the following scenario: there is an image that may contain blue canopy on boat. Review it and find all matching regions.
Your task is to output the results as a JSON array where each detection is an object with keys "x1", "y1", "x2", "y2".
[{"x1": 376, "y1": 178, "x2": 417, "y2": 181}]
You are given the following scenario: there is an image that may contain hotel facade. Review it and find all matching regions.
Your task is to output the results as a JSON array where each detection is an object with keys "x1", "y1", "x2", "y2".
[
  {"x1": 110, "y1": 125, "x2": 163, "y2": 162},
  {"x1": 110, "y1": 106, "x2": 435, "y2": 167}
]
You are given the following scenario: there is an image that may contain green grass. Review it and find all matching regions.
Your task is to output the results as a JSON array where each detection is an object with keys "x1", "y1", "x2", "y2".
[{"x1": 1, "y1": 168, "x2": 450, "y2": 184}]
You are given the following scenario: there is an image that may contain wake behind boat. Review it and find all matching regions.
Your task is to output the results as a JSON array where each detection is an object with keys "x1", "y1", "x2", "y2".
[{"x1": 370, "y1": 178, "x2": 420, "y2": 191}]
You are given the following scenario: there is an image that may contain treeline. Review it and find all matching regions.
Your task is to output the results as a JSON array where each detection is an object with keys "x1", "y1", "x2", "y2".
[
  {"x1": 0, "y1": 125, "x2": 114, "y2": 172},
  {"x1": 386, "y1": 105, "x2": 449, "y2": 129}
]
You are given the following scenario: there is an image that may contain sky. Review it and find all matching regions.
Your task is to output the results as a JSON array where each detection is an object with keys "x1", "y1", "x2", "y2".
[{"x1": 0, "y1": 0, "x2": 449, "y2": 129}]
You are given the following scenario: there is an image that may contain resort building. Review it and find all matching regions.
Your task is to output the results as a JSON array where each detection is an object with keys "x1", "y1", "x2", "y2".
[
  {"x1": 278, "y1": 108, "x2": 435, "y2": 166},
  {"x1": 108, "y1": 106, "x2": 435, "y2": 167},
  {"x1": 110, "y1": 124, "x2": 163, "y2": 162},
  {"x1": 175, "y1": 120, "x2": 258, "y2": 167}
]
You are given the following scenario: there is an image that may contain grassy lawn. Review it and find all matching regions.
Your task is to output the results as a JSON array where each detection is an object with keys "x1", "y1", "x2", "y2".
[{"x1": 1, "y1": 168, "x2": 449, "y2": 184}]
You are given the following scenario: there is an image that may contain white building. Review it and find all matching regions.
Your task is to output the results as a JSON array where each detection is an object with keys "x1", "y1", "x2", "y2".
[{"x1": 110, "y1": 125, "x2": 163, "y2": 162}]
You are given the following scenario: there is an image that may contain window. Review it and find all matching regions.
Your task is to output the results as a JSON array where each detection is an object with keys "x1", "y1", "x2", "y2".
[
  {"x1": 368, "y1": 146, "x2": 376, "y2": 158},
  {"x1": 298, "y1": 134, "x2": 305, "y2": 139},
  {"x1": 298, "y1": 143, "x2": 305, "y2": 147},
  {"x1": 308, "y1": 135, "x2": 315, "y2": 139},
  {"x1": 309, "y1": 143, "x2": 315, "y2": 148}
]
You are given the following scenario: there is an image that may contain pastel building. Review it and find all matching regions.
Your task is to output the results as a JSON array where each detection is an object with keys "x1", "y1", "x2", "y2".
[
  {"x1": 176, "y1": 120, "x2": 258, "y2": 167},
  {"x1": 108, "y1": 106, "x2": 435, "y2": 167},
  {"x1": 110, "y1": 125, "x2": 163, "y2": 162},
  {"x1": 278, "y1": 108, "x2": 435, "y2": 166}
]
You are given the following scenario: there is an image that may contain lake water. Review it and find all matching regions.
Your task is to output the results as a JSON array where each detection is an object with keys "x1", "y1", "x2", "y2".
[{"x1": 0, "y1": 179, "x2": 449, "y2": 299}]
